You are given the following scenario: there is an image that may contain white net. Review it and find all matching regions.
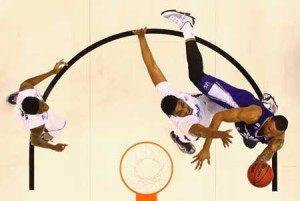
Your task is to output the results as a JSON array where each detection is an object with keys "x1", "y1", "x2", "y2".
[{"x1": 120, "y1": 142, "x2": 173, "y2": 194}]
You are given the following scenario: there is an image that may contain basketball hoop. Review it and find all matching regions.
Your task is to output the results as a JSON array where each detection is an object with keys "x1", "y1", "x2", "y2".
[{"x1": 119, "y1": 141, "x2": 174, "y2": 201}]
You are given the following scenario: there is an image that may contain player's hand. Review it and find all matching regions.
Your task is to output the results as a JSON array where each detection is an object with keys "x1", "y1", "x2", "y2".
[
  {"x1": 132, "y1": 27, "x2": 147, "y2": 37},
  {"x1": 191, "y1": 149, "x2": 211, "y2": 170},
  {"x1": 52, "y1": 59, "x2": 68, "y2": 74},
  {"x1": 52, "y1": 143, "x2": 68, "y2": 152},
  {"x1": 220, "y1": 129, "x2": 233, "y2": 148}
]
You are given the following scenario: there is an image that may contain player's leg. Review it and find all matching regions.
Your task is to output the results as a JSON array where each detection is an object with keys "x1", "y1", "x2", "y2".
[
  {"x1": 197, "y1": 75, "x2": 262, "y2": 109},
  {"x1": 161, "y1": 10, "x2": 206, "y2": 86},
  {"x1": 161, "y1": 10, "x2": 249, "y2": 108},
  {"x1": 185, "y1": 39, "x2": 208, "y2": 87},
  {"x1": 162, "y1": 11, "x2": 277, "y2": 114},
  {"x1": 185, "y1": 41, "x2": 259, "y2": 109}
]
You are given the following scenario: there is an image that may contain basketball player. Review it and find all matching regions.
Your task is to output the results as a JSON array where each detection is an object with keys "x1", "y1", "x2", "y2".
[
  {"x1": 133, "y1": 28, "x2": 233, "y2": 155},
  {"x1": 161, "y1": 9, "x2": 288, "y2": 170},
  {"x1": 7, "y1": 59, "x2": 68, "y2": 152}
]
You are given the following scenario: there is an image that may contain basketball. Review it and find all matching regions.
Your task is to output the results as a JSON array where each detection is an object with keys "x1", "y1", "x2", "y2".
[{"x1": 247, "y1": 161, "x2": 274, "y2": 188}]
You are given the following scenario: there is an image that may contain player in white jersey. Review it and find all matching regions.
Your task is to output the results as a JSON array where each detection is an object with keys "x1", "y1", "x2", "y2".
[
  {"x1": 133, "y1": 28, "x2": 232, "y2": 155},
  {"x1": 7, "y1": 59, "x2": 68, "y2": 152}
]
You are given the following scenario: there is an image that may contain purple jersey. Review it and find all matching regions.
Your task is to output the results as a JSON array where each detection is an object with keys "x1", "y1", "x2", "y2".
[
  {"x1": 235, "y1": 105, "x2": 273, "y2": 144},
  {"x1": 197, "y1": 75, "x2": 274, "y2": 143}
]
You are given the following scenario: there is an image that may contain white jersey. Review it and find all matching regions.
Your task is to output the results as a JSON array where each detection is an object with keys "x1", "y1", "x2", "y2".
[
  {"x1": 15, "y1": 89, "x2": 66, "y2": 137},
  {"x1": 156, "y1": 82, "x2": 224, "y2": 142}
]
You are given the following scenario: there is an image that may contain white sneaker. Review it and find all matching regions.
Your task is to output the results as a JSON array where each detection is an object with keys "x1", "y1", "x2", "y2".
[
  {"x1": 170, "y1": 131, "x2": 196, "y2": 154},
  {"x1": 7, "y1": 92, "x2": 18, "y2": 105},
  {"x1": 262, "y1": 92, "x2": 278, "y2": 114},
  {"x1": 161, "y1": 9, "x2": 195, "y2": 29}
]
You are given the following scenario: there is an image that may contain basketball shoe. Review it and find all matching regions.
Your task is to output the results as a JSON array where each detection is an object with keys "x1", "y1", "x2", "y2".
[
  {"x1": 7, "y1": 92, "x2": 18, "y2": 105},
  {"x1": 262, "y1": 92, "x2": 278, "y2": 114},
  {"x1": 161, "y1": 9, "x2": 195, "y2": 29},
  {"x1": 170, "y1": 131, "x2": 196, "y2": 154}
]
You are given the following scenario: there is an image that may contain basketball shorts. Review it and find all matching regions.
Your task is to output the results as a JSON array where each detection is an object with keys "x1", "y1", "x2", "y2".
[
  {"x1": 43, "y1": 112, "x2": 66, "y2": 138},
  {"x1": 196, "y1": 75, "x2": 259, "y2": 109}
]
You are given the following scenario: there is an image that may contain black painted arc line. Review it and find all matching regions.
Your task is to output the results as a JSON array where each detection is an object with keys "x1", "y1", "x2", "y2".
[
  {"x1": 29, "y1": 28, "x2": 276, "y2": 191},
  {"x1": 42, "y1": 29, "x2": 263, "y2": 100}
]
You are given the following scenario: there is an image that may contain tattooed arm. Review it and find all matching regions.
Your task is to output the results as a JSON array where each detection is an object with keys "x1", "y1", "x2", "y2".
[{"x1": 256, "y1": 135, "x2": 284, "y2": 162}]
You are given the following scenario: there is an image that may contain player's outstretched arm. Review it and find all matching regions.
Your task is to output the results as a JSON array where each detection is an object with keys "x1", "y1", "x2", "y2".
[
  {"x1": 256, "y1": 135, "x2": 284, "y2": 162},
  {"x1": 189, "y1": 123, "x2": 233, "y2": 146},
  {"x1": 210, "y1": 105, "x2": 262, "y2": 130},
  {"x1": 133, "y1": 27, "x2": 167, "y2": 86},
  {"x1": 191, "y1": 138, "x2": 212, "y2": 171},
  {"x1": 189, "y1": 124, "x2": 232, "y2": 170},
  {"x1": 19, "y1": 59, "x2": 68, "y2": 91}
]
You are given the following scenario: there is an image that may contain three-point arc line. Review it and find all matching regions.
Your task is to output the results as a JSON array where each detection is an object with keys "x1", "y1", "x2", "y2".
[{"x1": 29, "y1": 28, "x2": 278, "y2": 191}]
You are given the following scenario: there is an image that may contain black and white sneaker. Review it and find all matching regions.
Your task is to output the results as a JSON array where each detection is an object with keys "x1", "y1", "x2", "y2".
[
  {"x1": 161, "y1": 9, "x2": 195, "y2": 29},
  {"x1": 262, "y1": 92, "x2": 278, "y2": 114},
  {"x1": 170, "y1": 131, "x2": 196, "y2": 154},
  {"x1": 7, "y1": 92, "x2": 18, "y2": 105}
]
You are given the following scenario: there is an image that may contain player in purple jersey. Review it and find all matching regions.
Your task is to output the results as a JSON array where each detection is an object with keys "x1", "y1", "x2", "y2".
[{"x1": 161, "y1": 10, "x2": 288, "y2": 170}]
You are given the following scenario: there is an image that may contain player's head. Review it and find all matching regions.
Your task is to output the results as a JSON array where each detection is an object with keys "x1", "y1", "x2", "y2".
[
  {"x1": 263, "y1": 115, "x2": 288, "y2": 137},
  {"x1": 22, "y1": 97, "x2": 49, "y2": 115},
  {"x1": 161, "y1": 95, "x2": 192, "y2": 117}
]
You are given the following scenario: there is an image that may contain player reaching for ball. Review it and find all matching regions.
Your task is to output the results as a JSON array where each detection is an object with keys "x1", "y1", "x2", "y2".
[{"x1": 160, "y1": 9, "x2": 288, "y2": 170}]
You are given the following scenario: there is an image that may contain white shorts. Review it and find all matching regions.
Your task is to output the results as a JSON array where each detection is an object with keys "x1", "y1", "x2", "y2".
[{"x1": 43, "y1": 112, "x2": 66, "y2": 137}]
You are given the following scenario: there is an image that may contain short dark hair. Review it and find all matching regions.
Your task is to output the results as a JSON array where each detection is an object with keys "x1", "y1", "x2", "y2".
[
  {"x1": 161, "y1": 95, "x2": 178, "y2": 115},
  {"x1": 273, "y1": 115, "x2": 288, "y2": 131},
  {"x1": 21, "y1": 97, "x2": 40, "y2": 115}
]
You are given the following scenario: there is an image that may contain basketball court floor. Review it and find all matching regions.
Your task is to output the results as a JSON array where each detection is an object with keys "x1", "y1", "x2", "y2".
[{"x1": 1, "y1": 1, "x2": 299, "y2": 200}]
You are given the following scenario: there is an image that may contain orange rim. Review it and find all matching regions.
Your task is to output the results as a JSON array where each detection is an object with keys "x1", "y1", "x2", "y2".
[{"x1": 119, "y1": 141, "x2": 174, "y2": 195}]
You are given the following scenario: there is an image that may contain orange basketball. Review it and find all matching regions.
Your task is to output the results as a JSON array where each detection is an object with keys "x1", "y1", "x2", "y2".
[{"x1": 247, "y1": 161, "x2": 274, "y2": 188}]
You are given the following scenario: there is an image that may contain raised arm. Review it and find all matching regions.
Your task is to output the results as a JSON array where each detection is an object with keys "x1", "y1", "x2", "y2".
[
  {"x1": 19, "y1": 59, "x2": 68, "y2": 91},
  {"x1": 133, "y1": 27, "x2": 167, "y2": 86}
]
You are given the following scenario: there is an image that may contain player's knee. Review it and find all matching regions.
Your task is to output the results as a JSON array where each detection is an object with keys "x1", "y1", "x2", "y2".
[
  {"x1": 189, "y1": 71, "x2": 207, "y2": 86},
  {"x1": 188, "y1": 74, "x2": 201, "y2": 86}
]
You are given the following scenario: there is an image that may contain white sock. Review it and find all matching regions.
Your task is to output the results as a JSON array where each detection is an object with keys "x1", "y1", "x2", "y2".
[{"x1": 181, "y1": 22, "x2": 195, "y2": 39}]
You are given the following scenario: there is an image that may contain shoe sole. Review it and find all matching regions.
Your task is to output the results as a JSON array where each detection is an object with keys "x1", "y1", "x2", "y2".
[
  {"x1": 161, "y1": 9, "x2": 191, "y2": 16},
  {"x1": 170, "y1": 132, "x2": 177, "y2": 143},
  {"x1": 263, "y1": 92, "x2": 278, "y2": 107}
]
